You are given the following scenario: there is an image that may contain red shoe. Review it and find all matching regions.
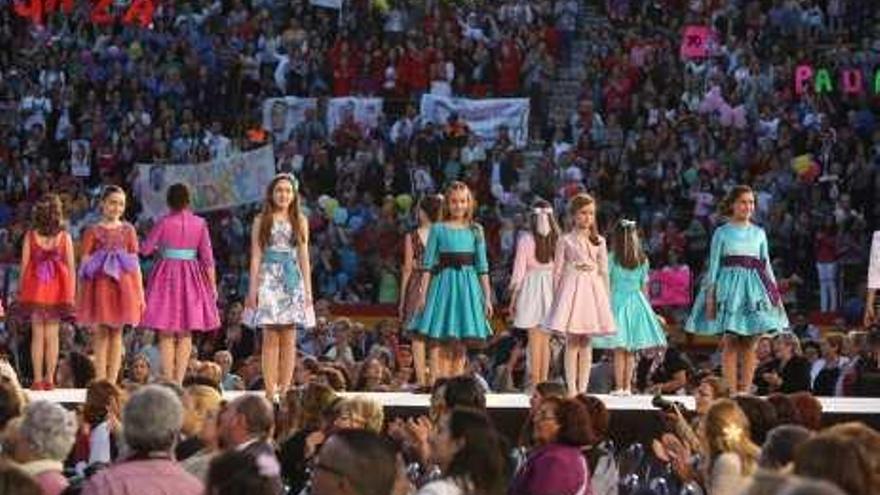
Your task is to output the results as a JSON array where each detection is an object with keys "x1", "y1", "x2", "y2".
[
  {"x1": 44, "y1": 381, "x2": 55, "y2": 391},
  {"x1": 31, "y1": 381, "x2": 45, "y2": 391}
]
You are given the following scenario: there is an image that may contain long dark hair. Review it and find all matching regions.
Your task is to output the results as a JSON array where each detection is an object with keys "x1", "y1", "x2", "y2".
[
  {"x1": 257, "y1": 174, "x2": 304, "y2": 250},
  {"x1": 611, "y1": 219, "x2": 646, "y2": 269},
  {"x1": 529, "y1": 199, "x2": 560, "y2": 264},
  {"x1": 32, "y1": 194, "x2": 64, "y2": 236},
  {"x1": 445, "y1": 408, "x2": 509, "y2": 495}
]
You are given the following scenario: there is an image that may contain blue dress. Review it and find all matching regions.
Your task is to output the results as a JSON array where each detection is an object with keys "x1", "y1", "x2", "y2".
[
  {"x1": 412, "y1": 223, "x2": 493, "y2": 341},
  {"x1": 685, "y1": 223, "x2": 789, "y2": 336},
  {"x1": 593, "y1": 255, "x2": 667, "y2": 351}
]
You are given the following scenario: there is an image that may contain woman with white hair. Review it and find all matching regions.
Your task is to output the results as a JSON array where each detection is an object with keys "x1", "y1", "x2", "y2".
[{"x1": 8, "y1": 400, "x2": 77, "y2": 495}]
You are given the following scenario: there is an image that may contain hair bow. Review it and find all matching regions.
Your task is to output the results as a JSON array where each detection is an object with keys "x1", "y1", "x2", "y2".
[
  {"x1": 619, "y1": 219, "x2": 636, "y2": 229},
  {"x1": 533, "y1": 206, "x2": 554, "y2": 236}
]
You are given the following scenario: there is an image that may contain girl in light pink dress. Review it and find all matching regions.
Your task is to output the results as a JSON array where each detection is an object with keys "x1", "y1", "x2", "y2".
[
  {"x1": 142, "y1": 183, "x2": 220, "y2": 383},
  {"x1": 543, "y1": 193, "x2": 615, "y2": 395}
]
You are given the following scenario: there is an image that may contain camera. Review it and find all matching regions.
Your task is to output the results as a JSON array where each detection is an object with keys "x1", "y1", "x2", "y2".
[{"x1": 651, "y1": 394, "x2": 686, "y2": 413}]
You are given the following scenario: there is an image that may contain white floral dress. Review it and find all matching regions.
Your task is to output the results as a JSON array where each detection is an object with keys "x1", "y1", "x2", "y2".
[{"x1": 255, "y1": 220, "x2": 315, "y2": 327}]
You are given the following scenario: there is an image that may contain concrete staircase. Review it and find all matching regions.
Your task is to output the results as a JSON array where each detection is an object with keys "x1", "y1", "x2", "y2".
[{"x1": 546, "y1": 2, "x2": 611, "y2": 129}]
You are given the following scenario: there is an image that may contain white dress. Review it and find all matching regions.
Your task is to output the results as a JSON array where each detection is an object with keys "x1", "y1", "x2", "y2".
[
  {"x1": 255, "y1": 220, "x2": 315, "y2": 327},
  {"x1": 510, "y1": 233, "x2": 554, "y2": 329}
]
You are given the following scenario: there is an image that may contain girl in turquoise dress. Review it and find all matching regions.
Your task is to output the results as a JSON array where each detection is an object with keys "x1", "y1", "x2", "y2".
[
  {"x1": 685, "y1": 185, "x2": 789, "y2": 393},
  {"x1": 593, "y1": 219, "x2": 667, "y2": 395},
  {"x1": 414, "y1": 182, "x2": 493, "y2": 381}
]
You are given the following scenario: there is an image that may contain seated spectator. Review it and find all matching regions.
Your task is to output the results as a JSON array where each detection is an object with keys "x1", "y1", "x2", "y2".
[
  {"x1": 734, "y1": 396, "x2": 779, "y2": 446},
  {"x1": 311, "y1": 429, "x2": 400, "y2": 495},
  {"x1": 510, "y1": 397, "x2": 592, "y2": 495},
  {"x1": 794, "y1": 433, "x2": 875, "y2": 495},
  {"x1": 177, "y1": 385, "x2": 222, "y2": 461},
  {"x1": 765, "y1": 393, "x2": 802, "y2": 426},
  {"x1": 418, "y1": 408, "x2": 508, "y2": 495},
  {"x1": 0, "y1": 461, "x2": 42, "y2": 495},
  {"x1": 333, "y1": 396, "x2": 384, "y2": 433},
  {"x1": 812, "y1": 333, "x2": 848, "y2": 396},
  {"x1": 279, "y1": 383, "x2": 338, "y2": 493},
  {"x1": 787, "y1": 393, "x2": 823, "y2": 431},
  {"x1": 214, "y1": 350, "x2": 244, "y2": 391},
  {"x1": 206, "y1": 450, "x2": 282, "y2": 495},
  {"x1": 757, "y1": 425, "x2": 813, "y2": 471},
  {"x1": 762, "y1": 333, "x2": 811, "y2": 394},
  {"x1": 7, "y1": 401, "x2": 77, "y2": 495},
  {"x1": 83, "y1": 380, "x2": 125, "y2": 467},
  {"x1": 81, "y1": 385, "x2": 202, "y2": 495},
  {"x1": 0, "y1": 380, "x2": 23, "y2": 440},
  {"x1": 575, "y1": 395, "x2": 619, "y2": 495},
  {"x1": 122, "y1": 354, "x2": 153, "y2": 392},
  {"x1": 218, "y1": 395, "x2": 277, "y2": 467},
  {"x1": 354, "y1": 356, "x2": 393, "y2": 392}
]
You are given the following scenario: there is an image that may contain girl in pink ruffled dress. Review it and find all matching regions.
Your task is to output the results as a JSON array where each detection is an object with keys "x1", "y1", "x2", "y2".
[{"x1": 543, "y1": 193, "x2": 616, "y2": 395}]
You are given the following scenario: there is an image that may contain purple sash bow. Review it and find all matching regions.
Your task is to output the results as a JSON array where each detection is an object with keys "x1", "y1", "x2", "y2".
[
  {"x1": 721, "y1": 255, "x2": 781, "y2": 306},
  {"x1": 79, "y1": 249, "x2": 139, "y2": 281},
  {"x1": 35, "y1": 250, "x2": 62, "y2": 284}
]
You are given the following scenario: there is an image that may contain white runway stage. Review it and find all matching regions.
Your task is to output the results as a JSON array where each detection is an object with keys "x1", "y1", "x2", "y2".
[{"x1": 23, "y1": 389, "x2": 880, "y2": 415}]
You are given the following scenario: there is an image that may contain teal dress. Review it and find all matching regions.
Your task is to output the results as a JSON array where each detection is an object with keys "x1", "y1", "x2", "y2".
[
  {"x1": 593, "y1": 255, "x2": 667, "y2": 351},
  {"x1": 685, "y1": 223, "x2": 789, "y2": 336},
  {"x1": 413, "y1": 223, "x2": 493, "y2": 342}
]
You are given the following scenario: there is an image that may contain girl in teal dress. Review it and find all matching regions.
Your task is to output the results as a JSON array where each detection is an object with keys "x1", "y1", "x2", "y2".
[
  {"x1": 593, "y1": 219, "x2": 667, "y2": 395},
  {"x1": 414, "y1": 182, "x2": 493, "y2": 381},
  {"x1": 685, "y1": 185, "x2": 789, "y2": 393}
]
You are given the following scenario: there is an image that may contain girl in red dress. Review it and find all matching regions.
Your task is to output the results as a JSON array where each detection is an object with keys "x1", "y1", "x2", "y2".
[
  {"x1": 77, "y1": 186, "x2": 145, "y2": 382},
  {"x1": 17, "y1": 194, "x2": 76, "y2": 390}
]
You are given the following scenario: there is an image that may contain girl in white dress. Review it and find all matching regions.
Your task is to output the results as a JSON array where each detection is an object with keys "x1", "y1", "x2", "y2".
[
  {"x1": 246, "y1": 173, "x2": 315, "y2": 400},
  {"x1": 509, "y1": 200, "x2": 559, "y2": 387}
]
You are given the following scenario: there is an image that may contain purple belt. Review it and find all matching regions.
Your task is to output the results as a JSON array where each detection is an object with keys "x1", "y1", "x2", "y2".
[
  {"x1": 721, "y1": 255, "x2": 781, "y2": 305},
  {"x1": 34, "y1": 250, "x2": 62, "y2": 283},
  {"x1": 79, "y1": 249, "x2": 140, "y2": 281}
]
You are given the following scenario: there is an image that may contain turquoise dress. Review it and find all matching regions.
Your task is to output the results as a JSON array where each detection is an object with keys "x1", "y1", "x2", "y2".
[
  {"x1": 413, "y1": 223, "x2": 493, "y2": 342},
  {"x1": 685, "y1": 223, "x2": 789, "y2": 336},
  {"x1": 594, "y1": 255, "x2": 667, "y2": 351}
]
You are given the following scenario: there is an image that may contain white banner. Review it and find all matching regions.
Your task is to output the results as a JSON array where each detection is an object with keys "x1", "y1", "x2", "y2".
[
  {"x1": 419, "y1": 95, "x2": 530, "y2": 147},
  {"x1": 70, "y1": 139, "x2": 91, "y2": 177},
  {"x1": 310, "y1": 0, "x2": 342, "y2": 8},
  {"x1": 134, "y1": 146, "x2": 276, "y2": 220},
  {"x1": 262, "y1": 97, "x2": 319, "y2": 141},
  {"x1": 326, "y1": 97, "x2": 383, "y2": 133}
]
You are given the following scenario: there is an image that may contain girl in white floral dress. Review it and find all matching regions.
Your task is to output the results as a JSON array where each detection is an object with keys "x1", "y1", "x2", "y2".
[{"x1": 246, "y1": 173, "x2": 315, "y2": 400}]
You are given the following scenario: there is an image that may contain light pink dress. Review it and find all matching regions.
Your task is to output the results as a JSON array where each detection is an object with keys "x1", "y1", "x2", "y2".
[
  {"x1": 542, "y1": 232, "x2": 616, "y2": 336},
  {"x1": 509, "y1": 233, "x2": 554, "y2": 329},
  {"x1": 141, "y1": 210, "x2": 220, "y2": 333}
]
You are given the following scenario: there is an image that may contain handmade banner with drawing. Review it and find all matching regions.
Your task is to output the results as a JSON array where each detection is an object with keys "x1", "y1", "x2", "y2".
[
  {"x1": 134, "y1": 146, "x2": 277, "y2": 220},
  {"x1": 419, "y1": 95, "x2": 530, "y2": 147}
]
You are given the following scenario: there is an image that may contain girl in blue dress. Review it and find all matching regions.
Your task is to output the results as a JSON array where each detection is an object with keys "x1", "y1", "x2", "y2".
[
  {"x1": 414, "y1": 181, "x2": 493, "y2": 381},
  {"x1": 593, "y1": 219, "x2": 667, "y2": 395},
  {"x1": 685, "y1": 185, "x2": 789, "y2": 393}
]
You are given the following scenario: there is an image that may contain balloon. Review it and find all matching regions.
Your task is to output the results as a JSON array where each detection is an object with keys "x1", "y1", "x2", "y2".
[
  {"x1": 719, "y1": 103, "x2": 733, "y2": 127},
  {"x1": 731, "y1": 105, "x2": 747, "y2": 129},
  {"x1": 679, "y1": 481, "x2": 705, "y2": 495},
  {"x1": 333, "y1": 207, "x2": 348, "y2": 225},
  {"x1": 395, "y1": 194, "x2": 413, "y2": 212},
  {"x1": 698, "y1": 86, "x2": 724, "y2": 114},
  {"x1": 792, "y1": 154, "x2": 813, "y2": 174}
]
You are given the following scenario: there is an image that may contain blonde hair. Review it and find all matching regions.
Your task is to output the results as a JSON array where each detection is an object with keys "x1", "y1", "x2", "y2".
[
  {"x1": 443, "y1": 181, "x2": 476, "y2": 224},
  {"x1": 703, "y1": 399, "x2": 760, "y2": 475},
  {"x1": 334, "y1": 396, "x2": 385, "y2": 433},
  {"x1": 182, "y1": 385, "x2": 222, "y2": 436}
]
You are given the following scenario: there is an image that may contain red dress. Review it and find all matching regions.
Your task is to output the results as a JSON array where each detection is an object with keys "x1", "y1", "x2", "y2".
[
  {"x1": 76, "y1": 223, "x2": 144, "y2": 327},
  {"x1": 17, "y1": 231, "x2": 75, "y2": 321}
]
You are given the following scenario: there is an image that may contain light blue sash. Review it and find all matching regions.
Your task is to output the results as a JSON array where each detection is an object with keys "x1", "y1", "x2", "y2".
[
  {"x1": 162, "y1": 248, "x2": 198, "y2": 261},
  {"x1": 263, "y1": 249, "x2": 301, "y2": 292}
]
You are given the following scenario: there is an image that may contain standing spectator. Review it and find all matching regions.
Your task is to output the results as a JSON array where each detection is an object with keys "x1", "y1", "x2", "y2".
[
  {"x1": 7, "y1": 401, "x2": 77, "y2": 495},
  {"x1": 700, "y1": 399, "x2": 760, "y2": 495},
  {"x1": 814, "y1": 220, "x2": 839, "y2": 313},
  {"x1": 81, "y1": 385, "x2": 203, "y2": 495}
]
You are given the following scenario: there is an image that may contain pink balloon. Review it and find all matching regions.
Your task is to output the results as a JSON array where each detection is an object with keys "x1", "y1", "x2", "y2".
[
  {"x1": 719, "y1": 104, "x2": 733, "y2": 127},
  {"x1": 699, "y1": 86, "x2": 724, "y2": 114},
  {"x1": 732, "y1": 105, "x2": 747, "y2": 129}
]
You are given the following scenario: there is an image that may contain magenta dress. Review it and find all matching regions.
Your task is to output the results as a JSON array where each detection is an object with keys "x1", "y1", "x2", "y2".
[
  {"x1": 141, "y1": 210, "x2": 220, "y2": 333},
  {"x1": 542, "y1": 232, "x2": 616, "y2": 336}
]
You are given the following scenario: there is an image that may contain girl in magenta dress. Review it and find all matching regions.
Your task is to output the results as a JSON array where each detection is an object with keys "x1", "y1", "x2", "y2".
[
  {"x1": 141, "y1": 183, "x2": 220, "y2": 383},
  {"x1": 543, "y1": 193, "x2": 615, "y2": 396}
]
